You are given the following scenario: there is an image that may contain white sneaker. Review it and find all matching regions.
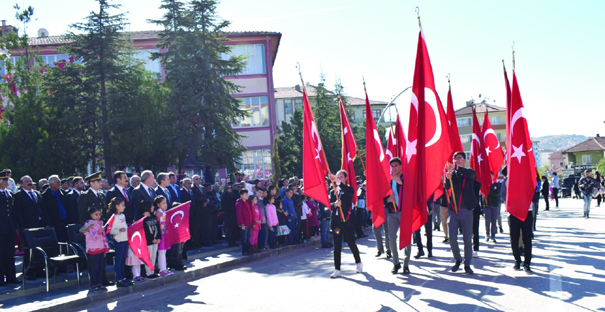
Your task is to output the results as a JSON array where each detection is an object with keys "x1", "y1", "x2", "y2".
[
  {"x1": 356, "y1": 262, "x2": 363, "y2": 273},
  {"x1": 330, "y1": 270, "x2": 341, "y2": 278},
  {"x1": 473, "y1": 251, "x2": 478, "y2": 258}
]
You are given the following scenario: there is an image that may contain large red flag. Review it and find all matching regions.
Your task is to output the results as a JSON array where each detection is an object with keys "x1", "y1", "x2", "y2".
[
  {"x1": 400, "y1": 28, "x2": 451, "y2": 249},
  {"x1": 506, "y1": 70, "x2": 537, "y2": 221},
  {"x1": 394, "y1": 115, "x2": 407, "y2": 173},
  {"x1": 302, "y1": 87, "x2": 330, "y2": 207},
  {"x1": 386, "y1": 126, "x2": 396, "y2": 161},
  {"x1": 470, "y1": 107, "x2": 492, "y2": 197},
  {"x1": 104, "y1": 214, "x2": 115, "y2": 235},
  {"x1": 364, "y1": 91, "x2": 392, "y2": 228},
  {"x1": 163, "y1": 201, "x2": 191, "y2": 247},
  {"x1": 446, "y1": 85, "x2": 464, "y2": 157},
  {"x1": 503, "y1": 64, "x2": 512, "y2": 164},
  {"x1": 482, "y1": 111, "x2": 504, "y2": 182},
  {"x1": 339, "y1": 98, "x2": 358, "y2": 204},
  {"x1": 128, "y1": 217, "x2": 154, "y2": 271}
]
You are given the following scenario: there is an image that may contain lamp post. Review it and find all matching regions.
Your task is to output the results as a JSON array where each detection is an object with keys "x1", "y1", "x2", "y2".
[{"x1": 376, "y1": 86, "x2": 412, "y2": 128}]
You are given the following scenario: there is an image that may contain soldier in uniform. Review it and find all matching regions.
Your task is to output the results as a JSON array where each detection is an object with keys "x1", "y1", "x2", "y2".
[
  {"x1": 0, "y1": 169, "x2": 19, "y2": 285},
  {"x1": 78, "y1": 172, "x2": 107, "y2": 225}
]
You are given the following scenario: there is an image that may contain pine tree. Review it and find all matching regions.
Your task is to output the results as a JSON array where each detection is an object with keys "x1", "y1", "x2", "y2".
[{"x1": 151, "y1": 0, "x2": 247, "y2": 176}]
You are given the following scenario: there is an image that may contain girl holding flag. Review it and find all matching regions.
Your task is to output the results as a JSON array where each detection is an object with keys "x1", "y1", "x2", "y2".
[{"x1": 106, "y1": 197, "x2": 132, "y2": 287}]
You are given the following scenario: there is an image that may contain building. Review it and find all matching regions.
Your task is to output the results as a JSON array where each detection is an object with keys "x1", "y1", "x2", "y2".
[
  {"x1": 562, "y1": 135, "x2": 605, "y2": 169},
  {"x1": 454, "y1": 101, "x2": 506, "y2": 160},
  {"x1": 274, "y1": 84, "x2": 388, "y2": 126},
  {"x1": 548, "y1": 151, "x2": 565, "y2": 173},
  {"x1": 4, "y1": 25, "x2": 282, "y2": 181}
]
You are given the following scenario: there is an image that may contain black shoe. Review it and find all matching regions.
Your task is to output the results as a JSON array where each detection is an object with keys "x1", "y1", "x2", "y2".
[
  {"x1": 513, "y1": 262, "x2": 521, "y2": 270},
  {"x1": 451, "y1": 260, "x2": 462, "y2": 272},
  {"x1": 375, "y1": 251, "x2": 383, "y2": 257},
  {"x1": 524, "y1": 266, "x2": 533, "y2": 274},
  {"x1": 117, "y1": 280, "x2": 130, "y2": 287},
  {"x1": 499, "y1": 227, "x2": 503, "y2": 233},
  {"x1": 486, "y1": 237, "x2": 490, "y2": 243},
  {"x1": 464, "y1": 265, "x2": 474, "y2": 274},
  {"x1": 146, "y1": 274, "x2": 160, "y2": 279},
  {"x1": 102, "y1": 281, "x2": 115, "y2": 286},
  {"x1": 173, "y1": 266, "x2": 187, "y2": 271},
  {"x1": 391, "y1": 263, "x2": 401, "y2": 274},
  {"x1": 414, "y1": 251, "x2": 425, "y2": 259},
  {"x1": 403, "y1": 266, "x2": 410, "y2": 274},
  {"x1": 427, "y1": 251, "x2": 433, "y2": 258},
  {"x1": 492, "y1": 239, "x2": 497, "y2": 243},
  {"x1": 386, "y1": 251, "x2": 392, "y2": 259},
  {"x1": 587, "y1": 214, "x2": 590, "y2": 218},
  {"x1": 443, "y1": 238, "x2": 449, "y2": 243}
]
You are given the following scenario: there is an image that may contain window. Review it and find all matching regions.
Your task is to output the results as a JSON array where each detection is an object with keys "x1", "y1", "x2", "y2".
[
  {"x1": 233, "y1": 96, "x2": 269, "y2": 128},
  {"x1": 457, "y1": 117, "x2": 471, "y2": 127},
  {"x1": 363, "y1": 109, "x2": 381, "y2": 121},
  {"x1": 38, "y1": 54, "x2": 69, "y2": 66},
  {"x1": 239, "y1": 149, "x2": 273, "y2": 179},
  {"x1": 491, "y1": 116, "x2": 501, "y2": 125},
  {"x1": 582, "y1": 155, "x2": 592, "y2": 165},
  {"x1": 284, "y1": 99, "x2": 293, "y2": 114},
  {"x1": 134, "y1": 49, "x2": 162, "y2": 74},
  {"x1": 460, "y1": 134, "x2": 471, "y2": 144},
  {"x1": 221, "y1": 44, "x2": 265, "y2": 75}
]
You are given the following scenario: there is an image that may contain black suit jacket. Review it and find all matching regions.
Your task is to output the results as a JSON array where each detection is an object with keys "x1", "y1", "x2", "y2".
[
  {"x1": 445, "y1": 167, "x2": 478, "y2": 211},
  {"x1": 14, "y1": 189, "x2": 47, "y2": 230},
  {"x1": 42, "y1": 189, "x2": 69, "y2": 228},
  {"x1": 155, "y1": 186, "x2": 176, "y2": 207},
  {"x1": 191, "y1": 184, "x2": 208, "y2": 215},
  {"x1": 131, "y1": 185, "x2": 155, "y2": 221},
  {"x1": 77, "y1": 189, "x2": 107, "y2": 224},
  {"x1": 0, "y1": 190, "x2": 16, "y2": 235},
  {"x1": 180, "y1": 187, "x2": 193, "y2": 204},
  {"x1": 65, "y1": 190, "x2": 81, "y2": 225},
  {"x1": 106, "y1": 186, "x2": 133, "y2": 223}
]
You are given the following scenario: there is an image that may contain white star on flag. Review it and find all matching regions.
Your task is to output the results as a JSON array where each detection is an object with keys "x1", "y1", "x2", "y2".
[
  {"x1": 174, "y1": 223, "x2": 179, "y2": 228},
  {"x1": 406, "y1": 139, "x2": 417, "y2": 163},
  {"x1": 511, "y1": 144, "x2": 526, "y2": 164}
]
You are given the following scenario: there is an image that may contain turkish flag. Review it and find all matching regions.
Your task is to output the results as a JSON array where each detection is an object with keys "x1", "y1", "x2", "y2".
[
  {"x1": 400, "y1": 29, "x2": 451, "y2": 249},
  {"x1": 482, "y1": 111, "x2": 504, "y2": 182},
  {"x1": 339, "y1": 98, "x2": 358, "y2": 204},
  {"x1": 302, "y1": 87, "x2": 330, "y2": 207},
  {"x1": 506, "y1": 70, "x2": 537, "y2": 221},
  {"x1": 163, "y1": 201, "x2": 191, "y2": 247},
  {"x1": 127, "y1": 217, "x2": 154, "y2": 271},
  {"x1": 364, "y1": 91, "x2": 392, "y2": 228},
  {"x1": 503, "y1": 64, "x2": 512, "y2": 164},
  {"x1": 446, "y1": 86, "x2": 464, "y2": 157},
  {"x1": 104, "y1": 214, "x2": 115, "y2": 235},
  {"x1": 386, "y1": 115, "x2": 407, "y2": 171},
  {"x1": 470, "y1": 108, "x2": 492, "y2": 197},
  {"x1": 386, "y1": 127, "x2": 396, "y2": 161}
]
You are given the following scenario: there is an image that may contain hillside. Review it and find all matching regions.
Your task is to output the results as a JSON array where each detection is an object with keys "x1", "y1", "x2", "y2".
[{"x1": 532, "y1": 135, "x2": 588, "y2": 151}]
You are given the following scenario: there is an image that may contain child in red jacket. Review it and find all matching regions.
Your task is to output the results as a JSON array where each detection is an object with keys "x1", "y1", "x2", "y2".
[
  {"x1": 249, "y1": 195, "x2": 262, "y2": 253},
  {"x1": 236, "y1": 190, "x2": 253, "y2": 255}
]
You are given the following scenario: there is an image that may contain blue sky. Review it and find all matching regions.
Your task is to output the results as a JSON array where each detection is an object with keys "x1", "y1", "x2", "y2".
[{"x1": 2, "y1": 0, "x2": 604, "y2": 138}]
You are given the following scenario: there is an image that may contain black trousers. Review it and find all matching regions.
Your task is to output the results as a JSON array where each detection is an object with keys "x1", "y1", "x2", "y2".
[
  {"x1": 224, "y1": 216, "x2": 238, "y2": 245},
  {"x1": 543, "y1": 193, "x2": 550, "y2": 209},
  {"x1": 333, "y1": 225, "x2": 361, "y2": 270},
  {"x1": 473, "y1": 206, "x2": 481, "y2": 251},
  {"x1": 509, "y1": 211, "x2": 533, "y2": 266},
  {"x1": 414, "y1": 216, "x2": 433, "y2": 253},
  {"x1": 552, "y1": 188, "x2": 559, "y2": 206},
  {"x1": 168, "y1": 242, "x2": 184, "y2": 269},
  {"x1": 201, "y1": 213, "x2": 217, "y2": 246},
  {"x1": 355, "y1": 209, "x2": 365, "y2": 237},
  {"x1": 0, "y1": 232, "x2": 16, "y2": 281},
  {"x1": 190, "y1": 212, "x2": 204, "y2": 247},
  {"x1": 88, "y1": 253, "x2": 104, "y2": 286}
]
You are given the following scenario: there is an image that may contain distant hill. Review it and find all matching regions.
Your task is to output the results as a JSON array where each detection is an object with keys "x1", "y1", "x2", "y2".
[{"x1": 532, "y1": 135, "x2": 588, "y2": 151}]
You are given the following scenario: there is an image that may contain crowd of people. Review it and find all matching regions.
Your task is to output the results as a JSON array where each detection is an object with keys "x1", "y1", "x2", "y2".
[{"x1": 0, "y1": 158, "x2": 602, "y2": 290}]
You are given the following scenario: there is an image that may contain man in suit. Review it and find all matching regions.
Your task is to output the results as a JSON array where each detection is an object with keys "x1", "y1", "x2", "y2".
[
  {"x1": 77, "y1": 172, "x2": 107, "y2": 225},
  {"x1": 66, "y1": 177, "x2": 85, "y2": 225},
  {"x1": 130, "y1": 170, "x2": 156, "y2": 221},
  {"x1": 203, "y1": 183, "x2": 220, "y2": 245},
  {"x1": 168, "y1": 172, "x2": 181, "y2": 204},
  {"x1": 60, "y1": 178, "x2": 71, "y2": 196},
  {"x1": 107, "y1": 171, "x2": 133, "y2": 223},
  {"x1": 42, "y1": 175, "x2": 69, "y2": 242},
  {"x1": 180, "y1": 178, "x2": 194, "y2": 204},
  {"x1": 221, "y1": 183, "x2": 239, "y2": 247},
  {"x1": 128, "y1": 175, "x2": 141, "y2": 194},
  {"x1": 156, "y1": 172, "x2": 175, "y2": 207},
  {"x1": 0, "y1": 170, "x2": 19, "y2": 285},
  {"x1": 191, "y1": 175, "x2": 208, "y2": 247},
  {"x1": 14, "y1": 175, "x2": 47, "y2": 280}
]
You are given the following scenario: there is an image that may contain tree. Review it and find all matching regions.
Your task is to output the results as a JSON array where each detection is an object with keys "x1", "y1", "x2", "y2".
[
  {"x1": 151, "y1": 0, "x2": 248, "y2": 176},
  {"x1": 277, "y1": 108, "x2": 302, "y2": 178},
  {"x1": 271, "y1": 135, "x2": 281, "y2": 186},
  {"x1": 597, "y1": 158, "x2": 605, "y2": 176}
]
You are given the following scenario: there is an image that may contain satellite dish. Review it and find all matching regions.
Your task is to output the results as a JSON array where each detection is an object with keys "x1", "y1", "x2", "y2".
[{"x1": 37, "y1": 28, "x2": 48, "y2": 38}]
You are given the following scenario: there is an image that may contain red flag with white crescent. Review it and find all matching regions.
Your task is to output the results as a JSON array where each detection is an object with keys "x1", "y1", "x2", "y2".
[
  {"x1": 163, "y1": 201, "x2": 191, "y2": 246},
  {"x1": 127, "y1": 217, "x2": 154, "y2": 271},
  {"x1": 365, "y1": 91, "x2": 392, "y2": 227},
  {"x1": 339, "y1": 98, "x2": 358, "y2": 204},
  {"x1": 104, "y1": 214, "x2": 115, "y2": 235},
  {"x1": 394, "y1": 115, "x2": 407, "y2": 172},
  {"x1": 482, "y1": 111, "x2": 504, "y2": 182},
  {"x1": 506, "y1": 70, "x2": 537, "y2": 221},
  {"x1": 386, "y1": 127, "x2": 396, "y2": 162},
  {"x1": 400, "y1": 28, "x2": 451, "y2": 249},
  {"x1": 470, "y1": 107, "x2": 492, "y2": 197},
  {"x1": 446, "y1": 85, "x2": 464, "y2": 157},
  {"x1": 302, "y1": 87, "x2": 330, "y2": 207}
]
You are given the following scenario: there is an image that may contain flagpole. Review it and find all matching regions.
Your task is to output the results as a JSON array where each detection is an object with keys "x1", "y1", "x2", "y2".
[
  {"x1": 339, "y1": 93, "x2": 367, "y2": 173},
  {"x1": 297, "y1": 62, "x2": 345, "y2": 222}
]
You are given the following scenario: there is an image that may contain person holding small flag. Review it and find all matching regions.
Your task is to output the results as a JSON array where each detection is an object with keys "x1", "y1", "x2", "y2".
[
  {"x1": 384, "y1": 158, "x2": 412, "y2": 274},
  {"x1": 106, "y1": 197, "x2": 132, "y2": 287}
]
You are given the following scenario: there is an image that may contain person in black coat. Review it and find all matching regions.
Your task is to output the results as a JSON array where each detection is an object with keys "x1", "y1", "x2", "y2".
[
  {"x1": 0, "y1": 170, "x2": 19, "y2": 285},
  {"x1": 42, "y1": 175, "x2": 70, "y2": 242},
  {"x1": 130, "y1": 170, "x2": 156, "y2": 221},
  {"x1": 65, "y1": 177, "x2": 85, "y2": 225},
  {"x1": 221, "y1": 183, "x2": 239, "y2": 247},
  {"x1": 190, "y1": 176, "x2": 208, "y2": 247},
  {"x1": 328, "y1": 170, "x2": 362, "y2": 279},
  {"x1": 15, "y1": 175, "x2": 48, "y2": 230},
  {"x1": 77, "y1": 172, "x2": 107, "y2": 225},
  {"x1": 106, "y1": 171, "x2": 133, "y2": 223},
  {"x1": 155, "y1": 172, "x2": 176, "y2": 207},
  {"x1": 541, "y1": 176, "x2": 550, "y2": 211}
]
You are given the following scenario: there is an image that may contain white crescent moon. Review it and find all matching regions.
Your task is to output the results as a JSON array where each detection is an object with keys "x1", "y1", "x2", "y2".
[
  {"x1": 510, "y1": 108, "x2": 524, "y2": 137},
  {"x1": 373, "y1": 129, "x2": 385, "y2": 162},
  {"x1": 410, "y1": 91, "x2": 419, "y2": 126},
  {"x1": 311, "y1": 121, "x2": 322, "y2": 154},
  {"x1": 386, "y1": 149, "x2": 393, "y2": 160},
  {"x1": 424, "y1": 87, "x2": 442, "y2": 147},
  {"x1": 170, "y1": 210, "x2": 185, "y2": 224},
  {"x1": 131, "y1": 231, "x2": 142, "y2": 245},
  {"x1": 483, "y1": 129, "x2": 500, "y2": 148},
  {"x1": 472, "y1": 133, "x2": 481, "y2": 146}
]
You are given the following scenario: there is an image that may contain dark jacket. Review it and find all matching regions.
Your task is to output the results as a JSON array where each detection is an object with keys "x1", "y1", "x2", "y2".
[
  {"x1": 143, "y1": 215, "x2": 161, "y2": 246},
  {"x1": 43, "y1": 189, "x2": 69, "y2": 227},
  {"x1": 14, "y1": 189, "x2": 47, "y2": 230},
  {"x1": 0, "y1": 190, "x2": 16, "y2": 235},
  {"x1": 318, "y1": 202, "x2": 331, "y2": 220},
  {"x1": 487, "y1": 182, "x2": 501, "y2": 207},
  {"x1": 445, "y1": 166, "x2": 478, "y2": 211},
  {"x1": 155, "y1": 186, "x2": 176, "y2": 207},
  {"x1": 130, "y1": 185, "x2": 156, "y2": 221},
  {"x1": 292, "y1": 193, "x2": 303, "y2": 218},
  {"x1": 106, "y1": 186, "x2": 132, "y2": 223},
  {"x1": 65, "y1": 189, "x2": 82, "y2": 225},
  {"x1": 180, "y1": 187, "x2": 193, "y2": 204},
  {"x1": 383, "y1": 173, "x2": 404, "y2": 213},
  {"x1": 191, "y1": 184, "x2": 208, "y2": 215},
  {"x1": 77, "y1": 189, "x2": 107, "y2": 225},
  {"x1": 330, "y1": 183, "x2": 356, "y2": 230},
  {"x1": 221, "y1": 190, "x2": 238, "y2": 218}
]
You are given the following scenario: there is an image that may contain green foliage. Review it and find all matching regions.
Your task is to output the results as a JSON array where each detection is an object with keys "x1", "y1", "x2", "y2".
[
  {"x1": 597, "y1": 158, "x2": 605, "y2": 176},
  {"x1": 538, "y1": 164, "x2": 550, "y2": 180},
  {"x1": 277, "y1": 109, "x2": 302, "y2": 178},
  {"x1": 271, "y1": 135, "x2": 281, "y2": 186},
  {"x1": 151, "y1": 0, "x2": 247, "y2": 175}
]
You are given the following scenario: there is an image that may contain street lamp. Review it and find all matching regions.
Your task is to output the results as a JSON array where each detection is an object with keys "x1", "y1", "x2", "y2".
[{"x1": 376, "y1": 86, "x2": 412, "y2": 128}]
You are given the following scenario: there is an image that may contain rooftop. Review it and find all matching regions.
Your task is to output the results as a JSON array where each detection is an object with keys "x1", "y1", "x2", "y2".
[
  {"x1": 564, "y1": 136, "x2": 605, "y2": 153},
  {"x1": 274, "y1": 85, "x2": 388, "y2": 106},
  {"x1": 455, "y1": 103, "x2": 506, "y2": 115}
]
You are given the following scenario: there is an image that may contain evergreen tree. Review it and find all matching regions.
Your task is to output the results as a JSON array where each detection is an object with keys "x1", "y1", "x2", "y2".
[
  {"x1": 151, "y1": 0, "x2": 247, "y2": 176},
  {"x1": 277, "y1": 108, "x2": 302, "y2": 178},
  {"x1": 271, "y1": 135, "x2": 281, "y2": 186}
]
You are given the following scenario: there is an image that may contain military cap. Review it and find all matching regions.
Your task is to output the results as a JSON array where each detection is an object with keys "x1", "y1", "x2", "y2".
[
  {"x1": 0, "y1": 170, "x2": 9, "y2": 180},
  {"x1": 85, "y1": 171, "x2": 103, "y2": 182}
]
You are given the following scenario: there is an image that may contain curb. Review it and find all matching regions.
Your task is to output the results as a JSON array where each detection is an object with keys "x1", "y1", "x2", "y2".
[{"x1": 27, "y1": 239, "x2": 322, "y2": 312}]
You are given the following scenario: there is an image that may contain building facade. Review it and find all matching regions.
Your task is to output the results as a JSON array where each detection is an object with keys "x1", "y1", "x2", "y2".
[
  {"x1": 454, "y1": 101, "x2": 507, "y2": 160},
  {"x1": 563, "y1": 135, "x2": 605, "y2": 168}
]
